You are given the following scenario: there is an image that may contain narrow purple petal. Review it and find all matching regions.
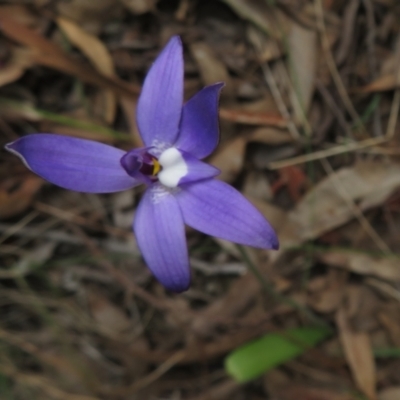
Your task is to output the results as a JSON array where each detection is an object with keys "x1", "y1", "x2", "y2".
[
  {"x1": 137, "y1": 36, "x2": 184, "y2": 147},
  {"x1": 134, "y1": 184, "x2": 190, "y2": 292},
  {"x1": 174, "y1": 83, "x2": 224, "y2": 159},
  {"x1": 178, "y1": 150, "x2": 220, "y2": 185},
  {"x1": 5, "y1": 134, "x2": 139, "y2": 193},
  {"x1": 175, "y1": 179, "x2": 279, "y2": 249}
]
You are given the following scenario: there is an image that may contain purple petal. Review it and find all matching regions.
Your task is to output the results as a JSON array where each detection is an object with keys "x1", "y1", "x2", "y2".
[
  {"x1": 176, "y1": 179, "x2": 279, "y2": 249},
  {"x1": 137, "y1": 36, "x2": 184, "y2": 148},
  {"x1": 134, "y1": 184, "x2": 190, "y2": 292},
  {"x1": 174, "y1": 83, "x2": 224, "y2": 159},
  {"x1": 158, "y1": 148, "x2": 220, "y2": 188},
  {"x1": 5, "y1": 134, "x2": 138, "y2": 193}
]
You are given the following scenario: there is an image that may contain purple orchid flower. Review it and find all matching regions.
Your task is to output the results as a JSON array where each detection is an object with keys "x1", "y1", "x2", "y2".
[{"x1": 5, "y1": 36, "x2": 278, "y2": 292}]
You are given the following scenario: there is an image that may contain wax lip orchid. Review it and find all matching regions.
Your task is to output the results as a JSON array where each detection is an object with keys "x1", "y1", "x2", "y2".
[{"x1": 5, "y1": 36, "x2": 279, "y2": 292}]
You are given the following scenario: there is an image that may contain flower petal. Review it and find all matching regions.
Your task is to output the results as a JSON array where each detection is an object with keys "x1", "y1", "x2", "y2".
[
  {"x1": 137, "y1": 36, "x2": 184, "y2": 148},
  {"x1": 176, "y1": 179, "x2": 279, "y2": 249},
  {"x1": 134, "y1": 184, "x2": 190, "y2": 292},
  {"x1": 158, "y1": 148, "x2": 220, "y2": 188},
  {"x1": 174, "y1": 83, "x2": 224, "y2": 159},
  {"x1": 5, "y1": 134, "x2": 138, "y2": 193}
]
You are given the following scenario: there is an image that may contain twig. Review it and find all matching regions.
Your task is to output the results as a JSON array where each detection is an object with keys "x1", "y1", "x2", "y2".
[
  {"x1": 268, "y1": 135, "x2": 386, "y2": 169},
  {"x1": 314, "y1": 0, "x2": 365, "y2": 133},
  {"x1": 362, "y1": 0, "x2": 383, "y2": 136},
  {"x1": 0, "y1": 211, "x2": 39, "y2": 245},
  {"x1": 261, "y1": 63, "x2": 301, "y2": 140},
  {"x1": 109, "y1": 351, "x2": 186, "y2": 396}
]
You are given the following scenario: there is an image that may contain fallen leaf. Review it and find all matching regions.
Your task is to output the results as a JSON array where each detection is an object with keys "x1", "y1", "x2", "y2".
[
  {"x1": 278, "y1": 160, "x2": 400, "y2": 252},
  {"x1": 249, "y1": 127, "x2": 294, "y2": 144},
  {"x1": 0, "y1": 5, "x2": 39, "y2": 26},
  {"x1": 378, "y1": 387, "x2": 400, "y2": 400},
  {"x1": 307, "y1": 270, "x2": 346, "y2": 313},
  {"x1": 243, "y1": 172, "x2": 273, "y2": 202},
  {"x1": 87, "y1": 289, "x2": 133, "y2": 338},
  {"x1": 247, "y1": 198, "x2": 286, "y2": 231},
  {"x1": 219, "y1": 108, "x2": 286, "y2": 127},
  {"x1": 220, "y1": 0, "x2": 288, "y2": 39},
  {"x1": 0, "y1": 47, "x2": 34, "y2": 87},
  {"x1": 336, "y1": 307, "x2": 376, "y2": 400},
  {"x1": 287, "y1": 21, "x2": 317, "y2": 124},
  {"x1": 57, "y1": 0, "x2": 121, "y2": 34},
  {"x1": 210, "y1": 136, "x2": 247, "y2": 182},
  {"x1": 247, "y1": 26, "x2": 283, "y2": 62},
  {"x1": 0, "y1": 176, "x2": 43, "y2": 219},
  {"x1": 360, "y1": 74, "x2": 399, "y2": 93},
  {"x1": 57, "y1": 17, "x2": 117, "y2": 123},
  {"x1": 0, "y1": 12, "x2": 138, "y2": 98},
  {"x1": 319, "y1": 251, "x2": 400, "y2": 282},
  {"x1": 189, "y1": 41, "x2": 234, "y2": 100},
  {"x1": 378, "y1": 312, "x2": 400, "y2": 347},
  {"x1": 119, "y1": 0, "x2": 157, "y2": 14}
]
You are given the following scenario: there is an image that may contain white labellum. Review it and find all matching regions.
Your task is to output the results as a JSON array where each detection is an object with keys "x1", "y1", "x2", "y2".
[{"x1": 158, "y1": 148, "x2": 188, "y2": 188}]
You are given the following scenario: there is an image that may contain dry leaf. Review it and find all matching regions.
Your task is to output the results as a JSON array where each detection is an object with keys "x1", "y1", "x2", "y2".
[
  {"x1": 57, "y1": 0, "x2": 121, "y2": 34},
  {"x1": 0, "y1": 47, "x2": 34, "y2": 87},
  {"x1": 219, "y1": 107, "x2": 286, "y2": 127},
  {"x1": 247, "y1": 26, "x2": 283, "y2": 62},
  {"x1": 0, "y1": 176, "x2": 43, "y2": 219},
  {"x1": 378, "y1": 387, "x2": 400, "y2": 400},
  {"x1": 243, "y1": 172, "x2": 273, "y2": 201},
  {"x1": 87, "y1": 289, "x2": 133, "y2": 337},
  {"x1": 0, "y1": 5, "x2": 39, "y2": 26},
  {"x1": 378, "y1": 312, "x2": 400, "y2": 347},
  {"x1": 57, "y1": 17, "x2": 117, "y2": 124},
  {"x1": 56, "y1": 17, "x2": 116, "y2": 78},
  {"x1": 190, "y1": 273, "x2": 261, "y2": 337},
  {"x1": 0, "y1": 12, "x2": 138, "y2": 99},
  {"x1": 307, "y1": 270, "x2": 346, "y2": 313},
  {"x1": 319, "y1": 251, "x2": 400, "y2": 282},
  {"x1": 287, "y1": 21, "x2": 317, "y2": 123},
  {"x1": 189, "y1": 42, "x2": 234, "y2": 100},
  {"x1": 210, "y1": 136, "x2": 247, "y2": 182},
  {"x1": 360, "y1": 74, "x2": 399, "y2": 92},
  {"x1": 119, "y1": 0, "x2": 157, "y2": 14},
  {"x1": 249, "y1": 127, "x2": 294, "y2": 145},
  {"x1": 221, "y1": 0, "x2": 288, "y2": 39},
  {"x1": 278, "y1": 161, "x2": 400, "y2": 251},
  {"x1": 336, "y1": 307, "x2": 376, "y2": 400},
  {"x1": 247, "y1": 197, "x2": 286, "y2": 231}
]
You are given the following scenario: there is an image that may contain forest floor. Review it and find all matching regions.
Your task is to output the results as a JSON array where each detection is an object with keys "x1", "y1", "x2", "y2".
[{"x1": 1, "y1": 0, "x2": 400, "y2": 399}]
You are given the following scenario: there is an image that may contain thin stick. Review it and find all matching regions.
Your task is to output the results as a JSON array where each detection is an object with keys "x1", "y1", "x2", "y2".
[
  {"x1": 268, "y1": 136, "x2": 386, "y2": 169},
  {"x1": 261, "y1": 63, "x2": 301, "y2": 140},
  {"x1": 314, "y1": 0, "x2": 365, "y2": 133}
]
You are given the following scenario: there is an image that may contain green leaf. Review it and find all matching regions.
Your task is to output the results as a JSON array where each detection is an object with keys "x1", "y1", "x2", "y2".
[{"x1": 225, "y1": 326, "x2": 331, "y2": 383}]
